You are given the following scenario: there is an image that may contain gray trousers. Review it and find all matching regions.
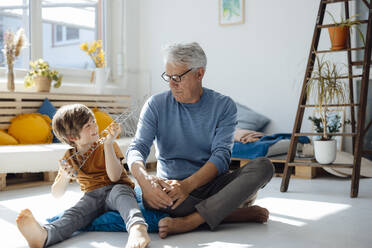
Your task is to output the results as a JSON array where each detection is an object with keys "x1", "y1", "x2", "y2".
[
  {"x1": 145, "y1": 157, "x2": 274, "y2": 230},
  {"x1": 43, "y1": 184, "x2": 147, "y2": 247}
]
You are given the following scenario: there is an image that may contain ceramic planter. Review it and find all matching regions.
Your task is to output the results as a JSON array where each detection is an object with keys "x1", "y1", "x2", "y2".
[{"x1": 314, "y1": 139, "x2": 337, "y2": 164}]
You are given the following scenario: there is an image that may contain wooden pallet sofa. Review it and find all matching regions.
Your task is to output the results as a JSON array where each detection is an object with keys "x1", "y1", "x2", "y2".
[
  {"x1": 231, "y1": 155, "x2": 317, "y2": 179},
  {"x1": 0, "y1": 92, "x2": 156, "y2": 190}
]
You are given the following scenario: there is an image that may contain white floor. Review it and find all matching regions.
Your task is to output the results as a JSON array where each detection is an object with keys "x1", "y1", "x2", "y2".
[{"x1": 1, "y1": 175, "x2": 372, "y2": 248}]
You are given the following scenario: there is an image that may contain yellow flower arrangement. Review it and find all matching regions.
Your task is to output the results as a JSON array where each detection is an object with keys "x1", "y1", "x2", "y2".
[{"x1": 80, "y1": 40, "x2": 105, "y2": 68}]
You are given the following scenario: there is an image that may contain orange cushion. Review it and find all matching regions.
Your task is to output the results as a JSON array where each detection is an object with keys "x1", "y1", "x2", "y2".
[
  {"x1": 0, "y1": 129, "x2": 19, "y2": 145},
  {"x1": 8, "y1": 113, "x2": 53, "y2": 144}
]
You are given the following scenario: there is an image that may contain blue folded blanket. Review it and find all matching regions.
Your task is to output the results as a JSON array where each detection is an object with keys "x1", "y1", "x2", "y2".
[
  {"x1": 232, "y1": 133, "x2": 310, "y2": 159},
  {"x1": 47, "y1": 187, "x2": 169, "y2": 233}
]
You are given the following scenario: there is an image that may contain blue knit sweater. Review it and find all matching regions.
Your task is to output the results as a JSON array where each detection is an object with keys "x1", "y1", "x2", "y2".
[{"x1": 127, "y1": 88, "x2": 237, "y2": 180}]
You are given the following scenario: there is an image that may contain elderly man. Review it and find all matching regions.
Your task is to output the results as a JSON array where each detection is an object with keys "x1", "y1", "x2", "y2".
[{"x1": 127, "y1": 42, "x2": 274, "y2": 238}]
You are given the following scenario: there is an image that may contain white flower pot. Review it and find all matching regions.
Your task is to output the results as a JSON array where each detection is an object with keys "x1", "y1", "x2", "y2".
[{"x1": 313, "y1": 139, "x2": 337, "y2": 164}]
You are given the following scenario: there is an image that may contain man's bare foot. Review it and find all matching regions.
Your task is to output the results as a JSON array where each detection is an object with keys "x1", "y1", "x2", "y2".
[
  {"x1": 16, "y1": 209, "x2": 48, "y2": 248},
  {"x1": 126, "y1": 224, "x2": 150, "y2": 248},
  {"x1": 225, "y1": 205, "x2": 269, "y2": 223},
  {"x1": 239, "y1": 193, "x2": 258, "y2": 208},
  {"x1": 158, "y1": 212, "x2": 204, "y2": 239}
]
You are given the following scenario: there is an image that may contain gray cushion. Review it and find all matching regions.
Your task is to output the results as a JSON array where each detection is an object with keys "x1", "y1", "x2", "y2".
[{"x1": 235, "y1": 102, "x2": 270, "y2": 131}]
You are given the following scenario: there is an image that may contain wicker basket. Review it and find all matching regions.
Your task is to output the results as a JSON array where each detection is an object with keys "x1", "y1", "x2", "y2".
[{"x1": 34, "y1": 76, "x2": 52, "y2": 92}]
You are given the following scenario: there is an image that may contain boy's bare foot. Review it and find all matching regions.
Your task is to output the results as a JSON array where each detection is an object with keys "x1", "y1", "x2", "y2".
[
  {"x1": 16, "y1": 209, "x2": 48, "y2": 248},
  {"x1": 225, "y1": 205, "x2": 269, "y2": 223},
  {"x1": 126, "y1": 224, "x2": 150, "y2": 248},
  {"x1": 158, "y1": 212, "x2": 204, "y2": 239}
]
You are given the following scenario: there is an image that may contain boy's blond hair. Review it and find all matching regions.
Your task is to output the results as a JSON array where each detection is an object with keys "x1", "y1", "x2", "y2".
[{"x1": 52, "y1": 104, "x2": 94, "y2": 146}]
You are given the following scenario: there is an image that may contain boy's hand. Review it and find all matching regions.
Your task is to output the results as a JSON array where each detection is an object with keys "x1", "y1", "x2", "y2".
[
  {"x1": 104, "y1": 123, "x2": 121, "y2": 144},
  {"x1": 59, "y1": 161, "x2": 77, "y2": 180}
]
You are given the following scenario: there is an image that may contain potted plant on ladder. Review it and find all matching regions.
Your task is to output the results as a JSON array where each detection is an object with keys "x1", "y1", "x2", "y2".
[
  {"x1": 306, "y1": 55, "x2": 348, "y2": 164},
  {"x1": 327, "y1": 11, "x2": 365, "y2": 51}
]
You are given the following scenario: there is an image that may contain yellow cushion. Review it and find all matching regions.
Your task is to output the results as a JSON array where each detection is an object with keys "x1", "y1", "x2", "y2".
[
  {"x1": 8, "y1": 113, "x2": 53, "y2": 144},
  {"x1": 0, "y1": 129, "x2": 19, "y2": 145},
  {"x1": 93, "y1": 108, "x2": 114, "y2": 135}
]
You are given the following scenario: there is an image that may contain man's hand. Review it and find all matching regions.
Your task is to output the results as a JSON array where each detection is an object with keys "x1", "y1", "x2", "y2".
[
  {"x1": 164, "y1": 180, "x2": 191, "y2": 210},
  {"x1": 141, "y1": 175, "x2": 173, "y2": 210}
]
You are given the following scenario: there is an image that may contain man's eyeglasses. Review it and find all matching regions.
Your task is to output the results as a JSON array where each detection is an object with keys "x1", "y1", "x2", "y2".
[{"x1": 161, "y1": 68, "x2": 193, "y2": 83}]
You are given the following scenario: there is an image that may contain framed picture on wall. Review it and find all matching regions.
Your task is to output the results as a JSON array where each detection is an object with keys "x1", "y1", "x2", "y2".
[{"x1": 219, "y1": 0, "x2": 245, "y2": 26}]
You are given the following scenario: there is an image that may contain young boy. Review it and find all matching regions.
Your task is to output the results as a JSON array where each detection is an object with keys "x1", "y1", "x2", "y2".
[{"x1": 16, "y1": 104, "x2": 150, "y2": 248}]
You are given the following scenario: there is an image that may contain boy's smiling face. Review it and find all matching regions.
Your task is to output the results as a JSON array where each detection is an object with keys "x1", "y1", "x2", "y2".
[{"x1": 73, "y1": 117, "x2": 99, "y2": 147}]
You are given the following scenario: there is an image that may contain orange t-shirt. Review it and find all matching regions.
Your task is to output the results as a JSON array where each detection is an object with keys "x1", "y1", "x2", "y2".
[{"x1": 56, "y1": 142, "x2": 134, "y2": 192}]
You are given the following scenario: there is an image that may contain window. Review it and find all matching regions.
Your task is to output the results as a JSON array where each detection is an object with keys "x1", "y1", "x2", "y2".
[
  {"x1": 0, "y1": 0, "x2": 30, "y2": 69},
  {"x1": 42, "y1": 0, "x2": 102, "y2": 69},
  {"x1": 0, "y1": 0, "x2": 104, "y2": 73},
  {"x1": 53, "y1": 25, "x2": 80, "y2": 45}
]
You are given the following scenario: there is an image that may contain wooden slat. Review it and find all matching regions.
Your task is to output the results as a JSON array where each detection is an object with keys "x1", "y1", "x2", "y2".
[
  {"x1": 0, "y1": 102, "x2": 17, "y2": 107},
  {"x1": 307, "y1": 74, "x2": 362, "y2": 80},
  {"x1": 323, "y1": 0, "x2": 370, "y2": 8},
  {"x1": 0, "y1": 91, "x2": 130, "y2": 99},
  {"x1": 317, "y1": 20, "x2": 368, "y2": 28},
  {"x1": 294, "y1": 132, "x2": 357, "y2": 137},
  {"x1": 351, "y1": 61, "x2": 372, "y2": 66},
  {"x1": 0, "y1": 109, "x2": 36, "y2": 115},
  {"x1": 300, "y1": 103, "x2": 359, "y2": 108},
  {"x1": 0, "y1": 116, "x2": 16, "y2": 122},
  {"x1": 314, "y1": 47, "x2": 364, "y2": 54},
  {"x1": 288, "y1": 162, "x2": 353, "y2": 168},
  {"x1": 322, "y1": 0, "x2": 352, "y2": 3},
  {"x1": 363, "y1": 150, "x2": 372, "y2": 155},
  {"x1": 52, "y1": 101, "x2": 127, "y2": 108}
]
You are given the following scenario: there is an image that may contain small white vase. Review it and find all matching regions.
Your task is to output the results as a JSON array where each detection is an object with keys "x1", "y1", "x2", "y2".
[
  {"x1": 314, "y1": 139, "x2": 337, "y2": 164},
  {"x1": 95, "y1": 68, "x2": 106, "y2": 94}
]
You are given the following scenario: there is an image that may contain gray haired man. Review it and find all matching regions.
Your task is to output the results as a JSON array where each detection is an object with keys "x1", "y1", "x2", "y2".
[{"x1": 127, "y1": 42, "x2": 274, "y2": 238}]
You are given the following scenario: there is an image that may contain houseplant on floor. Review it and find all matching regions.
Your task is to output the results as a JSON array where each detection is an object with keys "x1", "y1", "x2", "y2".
[
  {"x1": 306, "y1": 55, "x2": 348, "y2": 164},
  {"x1": 327, "y1": 11, "x2": 365, "y2": 50},
  {"x1": 24, "y1": 59, "x2": 62, "y2": 92}
]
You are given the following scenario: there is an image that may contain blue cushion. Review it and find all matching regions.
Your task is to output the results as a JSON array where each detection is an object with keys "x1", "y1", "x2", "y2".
[
  {"x1": 37, "y1": 98, "x2": 59, "y2": 143},
  {"x1": 46, "y1": 187, "x2": 169, "y2": 233},
  {"x1": 235, "y1": 102, "x2": 270, "y2": 131}
]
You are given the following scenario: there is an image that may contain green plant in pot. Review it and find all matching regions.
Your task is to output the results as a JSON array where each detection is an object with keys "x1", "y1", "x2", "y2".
[
  {"x1": 327, "y1": 11, "x2": 365, "y2": 51},
  {"x1": 306, "y1": 55, "x2": 348, "y2": 164},
  {"x1": 309, "y1": 113, "x2": 351, "y2": 150},
  {"x1": 24, "y1": 59, "x2": 62, "y2": 92}
]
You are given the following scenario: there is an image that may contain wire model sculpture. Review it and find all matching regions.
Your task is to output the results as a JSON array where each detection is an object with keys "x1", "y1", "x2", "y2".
[{"x1": 59, "y1": 96, "x2": 146, "y2": 178}]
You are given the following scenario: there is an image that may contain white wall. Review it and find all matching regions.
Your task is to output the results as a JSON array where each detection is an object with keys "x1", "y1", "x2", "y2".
[{"x1": 136, "y1": 0, "x2": 351, "y2": 134}]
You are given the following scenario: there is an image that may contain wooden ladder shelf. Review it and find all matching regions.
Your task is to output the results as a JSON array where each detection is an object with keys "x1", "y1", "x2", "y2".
[{"x1": 281, "y1": 0, "x2": 372, "y2": 197}]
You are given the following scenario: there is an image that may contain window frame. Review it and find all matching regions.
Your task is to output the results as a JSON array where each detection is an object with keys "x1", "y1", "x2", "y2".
[{"x1": 0, "y1": 0, "x2": 111, "y2": 86}]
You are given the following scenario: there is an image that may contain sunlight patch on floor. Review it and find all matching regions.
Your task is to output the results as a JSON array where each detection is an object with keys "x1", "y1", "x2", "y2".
[
  {"x1": 269, "y1": 214, "x2": 307, "y2": 226},
  {"x1": 0, "y1": 191, "x2": 82, "y2": 221},
  {"x1": 256, "y1": 197, "x2": 351, "y2": 221},
  {"x1": 91, "y1": 241, "x2": 119, "y2": 248},
  {"x1": 198, "y1": 241, "x2": 253, "y2": 248}
]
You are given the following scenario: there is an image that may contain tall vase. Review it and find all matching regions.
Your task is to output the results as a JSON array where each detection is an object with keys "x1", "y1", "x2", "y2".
[
  {"x1": 95, "y1": 68, "x2": 106, "y2": 94},
  {"x1": 7, "y1": 63, "x2": 15, "y2": 92}
]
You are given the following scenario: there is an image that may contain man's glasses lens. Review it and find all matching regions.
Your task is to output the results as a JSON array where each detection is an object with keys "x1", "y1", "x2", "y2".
[
  {"x1": 161, "y1": 73, "x2": 181, "y2": 82},
  {"x1": 161, "y1": 68, "x2": 193, "y2": 83}
]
